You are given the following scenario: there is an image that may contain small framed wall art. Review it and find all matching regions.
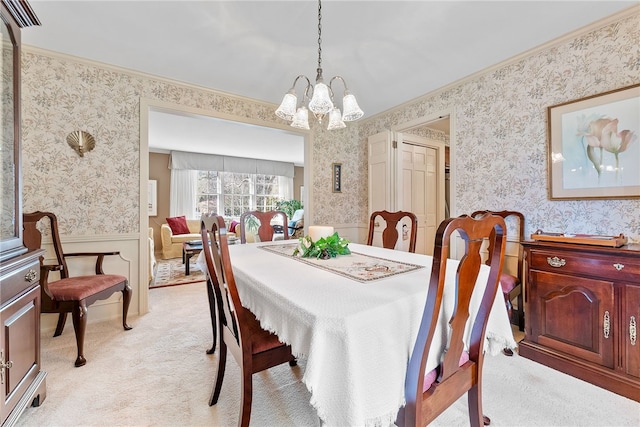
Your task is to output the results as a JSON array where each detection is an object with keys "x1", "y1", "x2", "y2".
[
  {"x1": 332, "y1": 163, "x2": 342, "y2": 193},
  {"x1": 547, "y1": 83, "x2": 639, "y2": 200},
  {"x1": 148, "y1": 179, "x2": 157, "y2": 216}
]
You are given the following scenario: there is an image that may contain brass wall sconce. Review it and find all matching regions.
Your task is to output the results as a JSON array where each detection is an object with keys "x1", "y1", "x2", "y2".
[{"x1": 66, "y1": 130, "x2": 95, "y2": 157}]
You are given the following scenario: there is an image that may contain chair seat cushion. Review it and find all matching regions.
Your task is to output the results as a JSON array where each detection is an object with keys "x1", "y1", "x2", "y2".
[
  {"x1": 500, "y1": 273, "x2": 519, "y2": 294},
  {"x1": 423, "y1": 351, "x2": 470, "y2": 392},
  {"x1": 49, "y1": 274, "x2": 127, "y2": 301},
  {"x1": 244, "y1": 309, "x2": 288, "y2": 354}
]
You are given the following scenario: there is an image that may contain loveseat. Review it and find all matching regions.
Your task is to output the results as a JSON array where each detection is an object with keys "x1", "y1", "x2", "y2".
[{"x1": 161, "y1": 219, "x2": 202, "y2": 259}]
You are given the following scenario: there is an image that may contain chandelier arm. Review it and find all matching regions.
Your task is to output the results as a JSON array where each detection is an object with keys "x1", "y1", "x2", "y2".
[{"x1": 329, "y1": 75, "x2": 350, "y2": 93}]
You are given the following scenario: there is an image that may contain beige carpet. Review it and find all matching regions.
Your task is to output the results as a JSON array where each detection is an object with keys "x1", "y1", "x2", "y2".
[
  {"x1": 150, "y1": 256, "x2": 205, "y2": 288},
  {"x1": 17, "y1": 282, "x2": 640, "y2": 427}
]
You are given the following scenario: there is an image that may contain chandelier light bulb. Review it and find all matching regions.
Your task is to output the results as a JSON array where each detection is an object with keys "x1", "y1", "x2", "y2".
[
  {"x1": 327, "y1": 107, "x2": 346, "y2": 130},
  {"x1": 341, "y1": 92, "x2": 364, "y2": 122},
  {"x1": 275, "y1": 91, "x2": 298, "y2": 121},
  {"x1": 290, "y1": 106, "x2": 310, "y2": 130},
  {"x1": 309, "y1": 80, "x2": 334, "y2": 116}
]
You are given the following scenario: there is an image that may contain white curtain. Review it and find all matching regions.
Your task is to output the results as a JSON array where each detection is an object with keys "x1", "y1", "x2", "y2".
[
  {"x1": 170, "y1": 169, "x2": 198, "y2": 219},
  {"x1": 278, "y1": 176, "x2": 293, "y2": 200}
]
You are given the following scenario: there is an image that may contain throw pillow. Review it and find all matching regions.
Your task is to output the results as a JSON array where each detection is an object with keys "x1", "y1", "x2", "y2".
[
  {"x1": 230, "y1": 220, "x2": 239, "y2": 233},
  {"x1": 166, "y1": 215, "x2": 190, "y2": 235}
]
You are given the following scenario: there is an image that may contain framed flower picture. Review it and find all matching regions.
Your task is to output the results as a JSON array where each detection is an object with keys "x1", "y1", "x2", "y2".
[{"x1": 547, "y1": 83, "x2": 640, "y2": 200}]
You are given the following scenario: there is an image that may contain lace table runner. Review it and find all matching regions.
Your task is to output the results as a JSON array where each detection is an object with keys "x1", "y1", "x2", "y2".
[{"x1": 259, "y1": 242, "x2": 424, "y2": 282}]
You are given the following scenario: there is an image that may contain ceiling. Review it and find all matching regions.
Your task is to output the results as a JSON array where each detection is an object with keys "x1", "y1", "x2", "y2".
[{"x1": 21, "y1": 1, "x2": 636, "y2": 165}]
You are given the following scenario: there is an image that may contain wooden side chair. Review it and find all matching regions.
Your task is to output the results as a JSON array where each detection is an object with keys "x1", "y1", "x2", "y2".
[
  {"x1": 23, "y1": 211, "x2": 132, "y2": 367},
  {"x1": 238, "y1": 210, "x2": 289, "y2": 243},
  {"x1": 200, "y1": 214, "x2": 296, "y2": 427},
  {"x1": 367, "y1": 210, "x2": 418, "y2": 253},
  {"x1": 471, "y1": 210, "x2": 525, "y2": 332},
  {"x1": 396, "y1": 213, "x2": 506, "y2": 427}
]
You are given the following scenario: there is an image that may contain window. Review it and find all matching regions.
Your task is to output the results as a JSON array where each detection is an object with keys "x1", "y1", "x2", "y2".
[{"x1": 196, "y1": 171, "x2": 282, "y2": 218}]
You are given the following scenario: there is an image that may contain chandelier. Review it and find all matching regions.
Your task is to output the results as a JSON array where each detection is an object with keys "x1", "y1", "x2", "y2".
[{"x1": 275, "y1": 0, "x2": 363, "y2": 130}]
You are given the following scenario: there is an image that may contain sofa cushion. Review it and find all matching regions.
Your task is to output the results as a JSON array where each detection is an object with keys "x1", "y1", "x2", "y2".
[{"x1": 166, "y1": 215, "x2": 190, "y2": 235}]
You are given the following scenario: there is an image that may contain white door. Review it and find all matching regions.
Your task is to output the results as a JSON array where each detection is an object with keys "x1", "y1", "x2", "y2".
[{"x1": 368, "y1": 131, "x2": 445, "y2": 254}]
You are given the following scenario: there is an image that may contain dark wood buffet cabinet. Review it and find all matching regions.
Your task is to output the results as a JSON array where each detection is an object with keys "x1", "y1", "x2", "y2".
[
  {"x1": 0, "y1": 1, "x2": 45, "y2": 426},
  {"x1": 520, "y1": 240, "x2": 640, "y2": 402}
]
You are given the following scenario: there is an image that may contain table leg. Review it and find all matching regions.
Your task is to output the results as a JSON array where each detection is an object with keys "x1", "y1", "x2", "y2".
[{"x1": 185, "y1": 252, "x2": 191, "y2": 275}]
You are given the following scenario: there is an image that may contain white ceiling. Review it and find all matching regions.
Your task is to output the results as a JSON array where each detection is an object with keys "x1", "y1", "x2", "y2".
[{"x1": 21, "y1": 1, "x2": 637, "y2": 165}]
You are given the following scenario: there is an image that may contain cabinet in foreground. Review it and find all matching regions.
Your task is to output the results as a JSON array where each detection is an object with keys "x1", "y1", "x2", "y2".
[
  {"x1": 0, "y1": 250, "x2": 47, "y2": 426},
  {"x1": 520, "y1": 240, "x2": 640, "y2": 401}
]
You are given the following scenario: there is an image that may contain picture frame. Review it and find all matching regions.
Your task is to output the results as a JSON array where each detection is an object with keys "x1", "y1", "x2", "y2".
[
  {"x1": 148, "y1": 179, "x2": 157, "y2": 216},
  {"x1": 332, "y1": 163, "x2": 342, "y2": 193},
  {"x1": 547, "y1": 83, "x2": 640, "y2": 200}
]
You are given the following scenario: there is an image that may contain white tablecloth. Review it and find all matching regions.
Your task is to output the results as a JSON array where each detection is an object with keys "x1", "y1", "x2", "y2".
[{"x1": 214, "y1": 241, "x2": 516, "y2": 427}]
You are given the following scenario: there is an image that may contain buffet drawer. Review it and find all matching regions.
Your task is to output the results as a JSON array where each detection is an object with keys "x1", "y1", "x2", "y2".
[
  {"x1": 528, "y1": 249, "x2": 640, "y2": 282},
  {"x1": 0, "y1": 254, "x2": 41, "y2": 305}
]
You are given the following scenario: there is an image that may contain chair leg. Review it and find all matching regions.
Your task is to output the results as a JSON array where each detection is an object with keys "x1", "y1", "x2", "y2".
[
  {"x1": 503, "y1": 293, "x2": 513, "y2": 325},
  {"x1": 206, "y1": 278, "x2": 217, "y2": 355},
  {"x1": 53, "y1": 313, "x2": 67, "y2": 337},
  {"x1": 122, "y1": 283, "x2": 133, "y2": 330},
  {"x1": 71, "y1": 301, "x2": 88, "y2": 367},
  {"x1": 239, "y1": 358, "x2": 253, "y2": 427},
  {"x1": 209, "y1": 340, "x2": 227, "y2": 406},
  {"x1": 467, "y1": 384, "x2": 484, "y2": 427},
  {"x1": 516, "y1": 291, "x2": 525, "y2": 331}
]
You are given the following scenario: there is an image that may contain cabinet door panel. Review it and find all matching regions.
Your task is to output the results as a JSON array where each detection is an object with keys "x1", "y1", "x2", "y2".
[
  {"x1": 624, "y1": 284, "x2": 640, "y2": 378},
  {"x1": 1, "y1": 286, "x2": 40, "y2": 421},
  {"x1": 531, "y1": 270, "x2": 615, "y2": 367}
]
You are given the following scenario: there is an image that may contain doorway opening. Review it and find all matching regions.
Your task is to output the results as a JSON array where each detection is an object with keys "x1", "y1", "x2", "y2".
[{"x1": 138, "y1": 98, "x2": 311, "y2": 313}]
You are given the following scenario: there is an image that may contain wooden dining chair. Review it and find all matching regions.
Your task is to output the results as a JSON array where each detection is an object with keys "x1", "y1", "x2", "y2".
[
  {"x1": 200, "y1": 214, "x2": 296, "y2": 427},
  {"x1": 471, "y1": 210, "x2": 525, "y2": 332},
  {"x1": 238, "y1": 210, "x2": 289, "y2": 243},
  {"x1": 396, "y1": 213, "x2": 506, "y2": 427},
  {"x1": 23, "y1": 211, "x2": 132, "y2": 367},
  {"x1": 366, "y1": 210, "x2": 418, "y2": 252}
]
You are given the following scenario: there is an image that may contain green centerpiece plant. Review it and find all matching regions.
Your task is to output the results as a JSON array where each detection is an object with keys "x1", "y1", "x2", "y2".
[{"x1": 294, "y1": 232, "x2": 351, "y2": 260}]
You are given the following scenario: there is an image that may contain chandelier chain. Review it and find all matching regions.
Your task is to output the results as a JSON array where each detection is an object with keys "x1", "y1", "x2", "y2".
[{"x1": 317, "y1": 0, "x2": 322, "y2": 70}]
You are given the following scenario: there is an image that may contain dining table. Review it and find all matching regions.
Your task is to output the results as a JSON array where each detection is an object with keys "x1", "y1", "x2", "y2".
[{"x1": 216, "y1": 240, "x2": 517, "y2": 427}]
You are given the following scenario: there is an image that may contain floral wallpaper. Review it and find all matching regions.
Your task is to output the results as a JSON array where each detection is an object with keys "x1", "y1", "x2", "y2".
[
  {"x1": 21, "y1": 9, "x2": 639, "y2": 243},
  {"x1": 358, "y1": 12, "x2": 640, "y2": 241}
]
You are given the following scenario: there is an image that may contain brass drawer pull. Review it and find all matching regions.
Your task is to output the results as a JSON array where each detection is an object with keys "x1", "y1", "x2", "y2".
[
  {"x1": 24, "y1": 269, "x2": 37, "y2": 283},
  {"x1": 603, "y1": 311, "x2": 610, "y2": 339},
  {"x1": 547, "y1": 256, "x2": 566, "y2": 268},
  {"x1": 613, "y1": 263, "x2": 624, "y2": 271},
  {"x1": 0, "y1": 351, "x2": 12, "y2": 385},
  {"x1": 631, "y1": 316, "x2": 637, "y2": 346}
]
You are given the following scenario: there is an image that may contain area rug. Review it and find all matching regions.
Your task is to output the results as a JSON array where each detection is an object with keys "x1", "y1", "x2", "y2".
[{"x1": 150, "y1": 256, "x2": 206, "y2": 288}]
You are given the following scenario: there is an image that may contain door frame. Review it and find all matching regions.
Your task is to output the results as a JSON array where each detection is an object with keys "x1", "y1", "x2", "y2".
[
  {"x1": 138, "y1": 98, "x2": 311, "y2": 314},
  {"x1": 391, "y1": 109, "x2": 456, "y2": 254}
]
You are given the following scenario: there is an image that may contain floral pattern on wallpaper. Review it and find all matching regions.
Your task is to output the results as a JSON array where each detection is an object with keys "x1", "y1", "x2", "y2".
[
  {"x1": 21, "y1": 11, "x2": 640, "y2": 242},
  {"x1": 21, "y1": 52, "x2": 284, "y2": 236},
  {"x1": 358, "y1": 12, "x2": 640, "y2": 240}
]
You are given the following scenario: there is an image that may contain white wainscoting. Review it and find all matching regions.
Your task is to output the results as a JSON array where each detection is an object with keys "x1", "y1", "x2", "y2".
[{"x1": 37, "y1": 233, "x2": 141, "y2": 334}]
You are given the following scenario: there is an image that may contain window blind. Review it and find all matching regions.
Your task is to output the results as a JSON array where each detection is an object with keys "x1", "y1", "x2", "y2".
[{"x1": 169, "y1": 150, "x2": 294, "y2": 178}]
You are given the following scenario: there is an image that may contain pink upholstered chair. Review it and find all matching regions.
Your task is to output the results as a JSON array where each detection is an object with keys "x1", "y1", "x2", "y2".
[
  {"x1": 23, "y1": 211, "x2": 132, "y2": 367},
  {"x1": 471, "y1": 210, "x2": 525, "y2": 332},
  {"x1": 239, "y1": 210, "x2": 289, "y2": 243},
  {"x1": 396, "y1": 213, "x2": 506, "y2": 427},
  {"x1": 200, "y1": 214, "x2": 296, "y2": 427},
  {"x1": 366, "y1": 210, "x2": 418, "y2": 253}
]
